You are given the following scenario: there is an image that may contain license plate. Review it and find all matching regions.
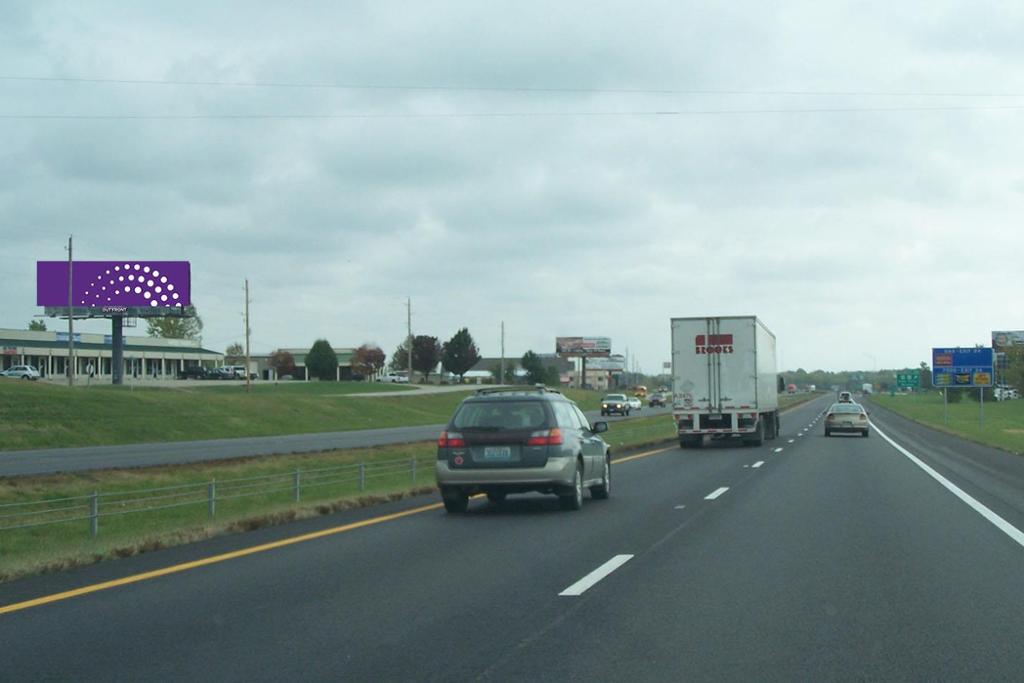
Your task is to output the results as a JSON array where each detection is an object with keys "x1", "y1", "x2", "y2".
[{"x1": 483, "y1": 446, "x2": 512, "y2": 460}]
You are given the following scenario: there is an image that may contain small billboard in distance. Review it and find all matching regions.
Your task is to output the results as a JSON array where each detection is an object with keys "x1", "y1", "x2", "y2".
[{"x1": 555, "y1": 336, "x2": 611, "y2": 357}]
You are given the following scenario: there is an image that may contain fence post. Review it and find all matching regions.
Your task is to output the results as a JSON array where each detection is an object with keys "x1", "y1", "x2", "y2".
[
  {"x1": 208, "y1": 479, "x2": 216, "y2": 518},
  {"x1": 411, "y1": 457, "x2": 417, "y2": 485},
  {"x1": 89, "y1": 491, "x2": 99, "y2": 538},
  {"x1": 359, "y1": 462, "x2": 365, "y2": 491},
  {"x1": 294, "y1": 468, "x2": 301, "y2": 503}
]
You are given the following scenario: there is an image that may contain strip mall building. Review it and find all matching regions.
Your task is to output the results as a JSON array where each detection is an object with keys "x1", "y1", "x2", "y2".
[{"x1": 0, "y1": 328, "x2": 222, "y2": 378}]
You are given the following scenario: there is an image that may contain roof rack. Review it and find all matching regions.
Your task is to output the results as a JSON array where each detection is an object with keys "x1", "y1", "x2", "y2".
[{"x1": 474, "y1": 384, "x2": 563, "y2": 396}]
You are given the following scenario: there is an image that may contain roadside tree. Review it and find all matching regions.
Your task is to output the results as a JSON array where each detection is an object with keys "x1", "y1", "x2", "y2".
[
  {"x1": 268, "y1": 349, "x2": 296, "y2": 378},
  {"x1": 442, "y1": 328, "x2": 480, "y2": 383},
  {"x1": 225, "y1": 342, "x2": 244, "y2": 365},
  {"x1": 412, "y1": 335, "x2": 442, "y2": 383},
  {"x1": 353, "y1": 344, "x2": 386, "y2": 379},
  {"x1": 489, "y1": 363, "x2": 516, "y2": 384},
  {"x1": 306, "y1": 339, "x2": 339, "y2": 380},
  {"x1": 28, "y1": 320, "x2": 47, "y2": 331},
  {"x1": 521, "y1": 351, "x2": 546, "y2": 385},
  {"x1": 390, "y1": 342, "x2": 409, "y2": 372},
  {"x1": 147, "y1": 305, "x2": 203, "y2": 340}
]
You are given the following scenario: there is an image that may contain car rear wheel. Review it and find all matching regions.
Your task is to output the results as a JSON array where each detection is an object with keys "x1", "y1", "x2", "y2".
[
  {"x1": 862, "y1": 429, "x2": 869, "y2": 438},
  {"x1": 486, "y1": 491, "x2": 507, "y2": 503},
  {"x1": 559, "y1": 461, "x2": 584, "y2": 511},
  {"x1": 590, "y1": 456, "x2": 611, "y2": 500},
  {"x1": 441, "y1": 488, "x2": 469, "y2": 513},
  {"x1": 825, "y1": 429, "x2": 831, "y2": 437}
]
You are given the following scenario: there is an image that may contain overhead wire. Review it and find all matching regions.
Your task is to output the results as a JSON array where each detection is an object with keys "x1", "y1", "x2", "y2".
[{"x1": 2, "y1": 74, "x2": 1024, "y2": 98}]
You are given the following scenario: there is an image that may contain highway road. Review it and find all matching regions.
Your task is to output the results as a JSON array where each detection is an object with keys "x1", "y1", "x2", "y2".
[
  {"x1": 2, "y1": 395, "x2": 1023, "y2": 680},
  {"x1": 0, "y1": 404, "x2": 672, "y2": 477}
]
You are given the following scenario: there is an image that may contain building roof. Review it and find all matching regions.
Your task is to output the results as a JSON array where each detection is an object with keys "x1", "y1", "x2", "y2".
[{"x1": 0, "y1": 334, "x2": 221, "y2": 356}]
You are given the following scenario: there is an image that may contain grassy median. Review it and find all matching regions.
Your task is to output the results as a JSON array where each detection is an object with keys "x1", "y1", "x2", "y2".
[
  {"x1": 0, "y1": 411, "x2": 669, "y2": 583},
  {"x1": 870, "y1": 392, "x2": 1024, "y2": 454},
  {"x1": 0, "y1": 382, "x2": 604, "y2": 451}
]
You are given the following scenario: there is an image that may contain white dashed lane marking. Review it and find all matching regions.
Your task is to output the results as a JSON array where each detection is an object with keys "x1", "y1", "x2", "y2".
[{"x1": 705, "y1": 487, "x2": 730, "y2": 500}]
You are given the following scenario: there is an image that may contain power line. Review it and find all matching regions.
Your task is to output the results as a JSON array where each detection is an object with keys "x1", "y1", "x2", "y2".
[
  {"x1": 2, "y1": 104, "x2": 1024, "y2": 121},
  {"x1": 3, "y1": 74, "x2": 1024, "y2": 98}
]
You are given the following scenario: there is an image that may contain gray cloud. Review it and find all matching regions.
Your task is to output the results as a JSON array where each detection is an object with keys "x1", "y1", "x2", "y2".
[{"x1": 1, "y1": 1, "x2": 1022, "y2": 371}]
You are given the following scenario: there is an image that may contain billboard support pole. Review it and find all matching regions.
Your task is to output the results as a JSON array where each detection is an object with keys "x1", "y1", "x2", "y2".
[
  {"x1": 980, "y1": 387, "x2": 984, "y2": 429},
  {"x1": 66, "y1": 235, "x2": 74, "y2": 386},
  {"x1": 245, "y1": 278, "x2": 251, "y2": 393},
  {"x1": 111, "y1": 316, "x2": 124, "y2": 385},
  {"x1": 943, "y1": 389, "x2": 948, "y2": 425}
]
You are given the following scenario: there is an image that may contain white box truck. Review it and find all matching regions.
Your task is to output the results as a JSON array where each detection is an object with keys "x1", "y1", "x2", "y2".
[{"x1": 671, "y1": 316, "x2": 780, "y2": 447}]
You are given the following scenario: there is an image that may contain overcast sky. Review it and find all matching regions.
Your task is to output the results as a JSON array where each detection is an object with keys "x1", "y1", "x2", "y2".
[{"x1": 2, "y1": 1, "x2": 1022, "y2": 373}]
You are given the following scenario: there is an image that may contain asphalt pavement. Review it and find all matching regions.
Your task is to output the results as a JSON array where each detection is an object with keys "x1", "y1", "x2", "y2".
[
  {"x1": 2, "y1": 395, "x2": 1023, "y2": 681},
  {"x1": 0, "y1": 403, "x2": 671, "y2": 477}
]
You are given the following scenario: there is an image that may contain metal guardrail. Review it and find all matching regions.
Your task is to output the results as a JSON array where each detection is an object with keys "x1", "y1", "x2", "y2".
[{"x1": 0, "y1": 455, "x2": 434, "y2": 538}]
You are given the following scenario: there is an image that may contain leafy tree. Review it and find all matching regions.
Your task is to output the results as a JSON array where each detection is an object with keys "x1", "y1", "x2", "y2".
[
  {"x1": 225, "y1": 342, "x2": 244, "y2": 365},
  {"x1": 489, "y1": 362, "x2": 516, "y2": 384},
  {"x1": 1004, "y1": 347, "x2": 1024, "y2": 392},
  {"x1": 390, "y1": 341, "x2": 410, "y2": 372},
  {"x1": 412, "y1": 335, "x2": 442, "y2": 383},
  {"x1": 919, "y1": 362, "x2": 933, "y2": 390},
  {"x1": 28, "y1": 320, "x2": 47, "y2": 331},
  {"x1": 268, "y1": 349, "x2": 296, "y2": 378},
  {"x1": 306, "y1": 339, "x2": 339, "y2": 380},
  {"x1": 944, "y1": 387, "x2": 964, "y2": 403},
  {"x1": 543, "y1": 365, "x2": 561, "y2": 387},
  {"x1": 353, "y1": 344, "x2": 386, "y2": 379},
  {"x1": 441, "y1": 328, "x2": 480, "y2": 382},
  {"x1": 147, "y1": 305, "x2": 203, "y2": 340},
  {"x1": 521, "y1": 350, "x2": 546, "y2": 385}
]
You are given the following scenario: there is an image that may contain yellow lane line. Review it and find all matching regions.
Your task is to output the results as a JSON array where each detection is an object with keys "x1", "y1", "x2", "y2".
[
  {"x1": 612, "y1": 447, "x2": 674, "y2": 464},
  {"x1": 2, "y1": 447, "x2": 678, "y2": 616},
  {"x1": 0, "y1": 501, "x2": 443, "y2": 616}
]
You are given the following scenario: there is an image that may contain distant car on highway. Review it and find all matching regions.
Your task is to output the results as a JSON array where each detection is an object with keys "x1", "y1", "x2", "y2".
[
  {"x1": 378, "y1": 372, "x2": 409, "y2": 383},
  {"x1": 824, "y1": 402, "x2": 870, "y2": 437},
  {"x1": 626, "y1": 396, "x2": 642, "y2": 411},
  {"x1": 838, "y1": 391, "x2": 854, "y2": 403},
  {"x1": 435, "y1": 386, "x2": 610, "y2": 512},
  {"x1": 0, "y1": 365, "x2": 40, "y2": 380},
  {"x1": 600, "y1": 393, "x2": 630, "y2": 416},
  {"x1": 648, "y1": 391, "x2": 667, "y2": 407}
]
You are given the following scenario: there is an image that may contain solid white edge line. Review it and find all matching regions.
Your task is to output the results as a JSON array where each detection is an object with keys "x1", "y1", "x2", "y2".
[
  {"x1": 752, "y1": 461, "x2": 764, "y2": 468},
  {"x1": 705, "y1": 486, "x2": 730, "y2": 500},
  {"x1": 558, "y1": 554, "x2": 634, "y2": 596},
  {"x1": 872, "y1": 423, "x2": 1024, "y2": 548}
]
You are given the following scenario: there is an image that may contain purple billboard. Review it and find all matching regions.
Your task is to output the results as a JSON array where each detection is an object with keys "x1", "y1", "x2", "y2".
[{"x1": 37, "y1": 261, "x2": 191, "y2": 309}]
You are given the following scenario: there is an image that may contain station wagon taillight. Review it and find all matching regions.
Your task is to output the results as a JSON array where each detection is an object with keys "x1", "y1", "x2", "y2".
[
  {"x1": 437, "y1": 431, "x2": 466, "y2": 448},
  {"x1": 526, "y1": 428, "x2": 563, "y2": 446}
]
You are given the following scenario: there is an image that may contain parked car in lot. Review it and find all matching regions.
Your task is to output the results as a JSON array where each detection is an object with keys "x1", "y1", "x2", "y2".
[
  {"x1": 824, "y1": 402, "x2": 870, "y2": 437},
  {"x1": 0, "y1": 365, "x2": 40, "y2": 380},
  {"x1": 177, "y1": 366, "x2": 209, "y2": 380},
  {"x1": 648, "y1": 391, "x2": 667, "y2": 407},
  {"x1": 377, "y1": 372, "x2": 410, "y2": 383},
  {"x1": 208, "y1": 367, "x2": 236, "y2": 380},
  {"x1": 600, "y1": 393, "x2": 630, "y2": 416},
  {"x1": 435, "y1": 386, "x2": 611, "y2": 512},
  {"x1": 626, "y1": 396, "x2": 642, "y2": 411}
]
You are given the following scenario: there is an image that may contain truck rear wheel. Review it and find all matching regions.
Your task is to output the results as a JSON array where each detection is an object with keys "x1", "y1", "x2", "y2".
[{"x1": 744, "y1": 420, "x2": 765, "y2": 447}]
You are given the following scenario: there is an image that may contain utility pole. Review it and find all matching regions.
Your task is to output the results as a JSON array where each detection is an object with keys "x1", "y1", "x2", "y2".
[
  {"x1": 406, "y1": 297, "x2": 413, "y2": 384},
  {"x1": 66, "y1": 235, "x2": 74, "y2": 386},
  {"x1": 500, "y1": 321, "x2": 505, "y2": 386},
  {"x1": 244, "y1": 278, "x2": 252, "y2": 393}
]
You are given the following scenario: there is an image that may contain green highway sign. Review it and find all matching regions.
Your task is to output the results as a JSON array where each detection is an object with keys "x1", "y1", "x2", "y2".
[{"x1": 896, "y1": 372, "x2": 920, "y2": 388}]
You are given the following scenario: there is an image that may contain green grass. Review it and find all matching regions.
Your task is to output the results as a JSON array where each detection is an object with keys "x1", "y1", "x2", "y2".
[
  {"x1": 779, "y1": 392, "x2": 822, "y2": 410},
  {"x1": 0, "y1": 397, "x2": 652, "y2": 583},
  {"x1": 871, "y1": 392, "x2": 1024, "y2": 454},
  {"x1": 0, "y1": 382, "x2": 606, "y2": 451}
]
